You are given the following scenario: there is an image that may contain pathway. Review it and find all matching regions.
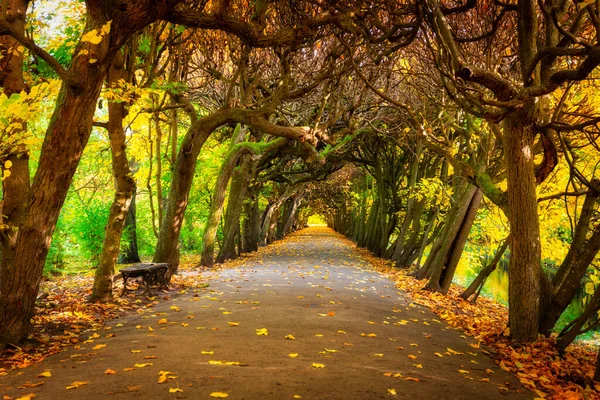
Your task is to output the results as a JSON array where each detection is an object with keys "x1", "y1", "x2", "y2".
[{"x1": 0, "y1": 227, "x2": 529, "y2": 399}]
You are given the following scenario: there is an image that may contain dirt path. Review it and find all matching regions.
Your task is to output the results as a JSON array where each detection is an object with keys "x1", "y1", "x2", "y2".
[{"x1": 0, "y1": 227, "x2": 530, "y2": 399}]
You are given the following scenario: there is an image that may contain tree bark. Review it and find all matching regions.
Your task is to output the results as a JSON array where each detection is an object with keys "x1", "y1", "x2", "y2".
[
  {"x1": 89, "y1": 52, "x2": 135, "y2": 303},
  {"x1": 242, "y1": 185, "x2": 261, "y2": 253},
  {"x1": 0, "y1": 0, "x2": 30, "y2": 293},
  {"x1": 217, "y1": 155, "x2": 253, "y2": 263},
  {"x1": 119, "y1": 184, "x2": 141, "y2": 263},
  {"x1": 503, "y1": 107, "x2": 542, "y2": 343}
]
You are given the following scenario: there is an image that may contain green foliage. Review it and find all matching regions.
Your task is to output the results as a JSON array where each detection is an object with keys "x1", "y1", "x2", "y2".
[
  {"x1": 44, "y1": 213, "x2": 68, "y2": 276},
  {"x1": 70, "y1": 199, "x2": 109, "y2": 267}
]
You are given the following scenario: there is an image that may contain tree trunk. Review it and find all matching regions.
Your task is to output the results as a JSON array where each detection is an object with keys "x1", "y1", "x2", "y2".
[
  {"x1": 282, "y1": 193, "x2": 303, "y2": 235},
  {"x1": 242, "y1": 186, "x2": 261, "y2": 253},
  {"x1": 438, "y1": 188, "x2": 483, "y2": 293},
  {"x1": 0, "y1": 0, "x2": 30, "y2": 294},
  {"x1": 503, "y1": 107, "x2": 542, "y2": 343},
  {"x1": 217, "y1": 156, "x2": 253, "y2": 263},
  {"x1": 153, "y1": 109, "x2": 238, "y2": 273},
  {"x1": 540, "y1": 189, "x2": 600, "y2": 333},
  {"x1": 119, "y1": 185, "x2": 141, "y2": 263},
  {"x1": 200, "y1": 138, "x2": 285, "y2": 267},
  {"x1": 89, "y1": 52, "x2": 135, "y2": 303},
  {"x1": 460, "y1": 236, "x2": 510, "y2": 301},
  {"x1": 419, "y1": 182, "x2": 477, "y2": 284}
]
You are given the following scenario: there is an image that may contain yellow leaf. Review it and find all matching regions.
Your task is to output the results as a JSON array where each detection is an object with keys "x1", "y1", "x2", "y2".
[
  {"x1": 134, "y1": 363, "x2": 153, "y2": 368},
  {"x1": 158, "y1": 371, "x2": 176, "y2": 384},
  {"x1": 131, "y1": 350, "x2": 141, "y2": 353},
  {"x1": 170, "y1": 306, "x2": 181, "y2": 312},
  {"x1": 201, "y1": 351, "x2": 214, "y2": 355},
  {"x1": 210, "y1": 392, "x2": 229, "y2": 398},
  {"x1": 158, "y1": 318, "x2": 168, "y2": 324},
  {"x1": 222, "y1": 311, "x2": 232, "y2": 315},
  {"x1": 414, "y1": 364, "x2": 423, "y2": 369},
  {"x1": 104, "y1": 369, "x2": 117, "y2": 375},
  {"x1": 311, "y1": 363, "x2": 325, "y2": 368},
  {"x1": 4, "y1": 160, "x2": 13, "y2": 169},
  {"x1": 92, "y1": 344, "x2": 106, "y2": 350},
  {"x1": 434, "y1": 352, "x2": 443, "y2": 358},
  {"x1": 256, "y1": 328, "x2": 268, "y2": 336},
  {"x1": 16, "y1": 394, "x2": 36, "y2": 400},
  {"x1": 227, "y1": 322, "x2": 239, "y2": 326},
  {"x1": 325, "y1": 349, "x2": 338, "y2": 353},
  {"x1": 168, "y1": 388, "x2": 183, "y2": 393},
  {"x1": 66, "y1": 381, "x2": 89, "y2": 390},
  {"x1": 100, "y1": 21, "x2": 112, "y2": 35},
  {"x1": 288, "y1": 353, "x2": 299, "y2": 358},
  {"x1": 89, "y1": 58, "x2": 98, "y2": 64},
  {"x1": 285, "y1": 334, "x2": 296, "y2": 340},
  {"x1": 314, "y1": 334, "x2": 323, "y2": 337},
  {"x1": 37, "y1": 371, "x2": 52, "y2": 378},
  {"x1": 374, "y1": 354, "x2": 384, "y2": 357},
  {"x1": 337, "y1": 330, "x2": 346, "y2": 334},
  {"x1": 408, "y1": 355, "x2": 417, "y2": 360},
  {"x1": 388, "y1": 388, "x2": 397, "y2": 395},
  {"x1": 294, "y1": 396, "x2": 301, "y2": 399},
  {"x1": 458, "y1": 370, "x2": 469, "y2": 374},
  {"x1": 148, "y1": 327, "x2": 154, "y2": 332}
]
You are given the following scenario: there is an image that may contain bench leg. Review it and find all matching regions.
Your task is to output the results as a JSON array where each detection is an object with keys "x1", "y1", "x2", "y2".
[
  {"x1": 120, "y1": 276, "x2": 130, "y2": 296},
  {"x1": 142, "y1": 278, "x2": 153, "y2": 297}
]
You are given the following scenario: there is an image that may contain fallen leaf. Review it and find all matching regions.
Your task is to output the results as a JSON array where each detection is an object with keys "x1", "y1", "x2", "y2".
[
  {"x1": 289, "y1": 353, "x2": 299, "y2": 358},
  {"x1": 134, "y1": 363, "x2": 153, "y2": 368},
  {"x1": 158, "y1": 319, "x2": 168, "y2": 324},
  {"x1": 388, "y1": 388, "x2": 397, "y2": 395},
  {"x1": 16, "y1": 394, "x2": 36, "y2": 400},
  {"x1": 210, "y1": 392, "x2": 229, "y2": 398},
  {"x1": 227, "y1": 322, "x2": 239, "y2": 327},
  {"x1": 408, "y1": 355, "x2": 417, "y2": 360},
  {"x1": 158, "y1": 371, "x2": 176, "y2": 384},
  {"x1": 311, "y1": 363, "x2": 325, "y2": 368},
  {"x1": 104, "y1": 369, "x2": 117, "y2": 375},
  {"x1": 256, "y1": 328, "x2": 268, "y2": 336},
  {"x1": 66, "y1": 381, "x2": 89, "y2": 390},
  {"x1": 285, "y1": 334, "x2": 296, "y2": 340},
  {"x1": 92, "y1": 344, "x2": 106, "y2": 350},
  {"x1": 168, "y1": 388, "x2": 183, "y2": 393},
  {"x1": 37, "y1": 371, "x2": 52, "y2": 378},
  {"x1": 170, "y1": 306, "x2": 181, "y2": 312}
]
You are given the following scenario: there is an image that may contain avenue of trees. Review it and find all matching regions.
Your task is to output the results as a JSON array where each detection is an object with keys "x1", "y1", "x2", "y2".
[{"x1": 1, "y1": 0, "x2": 600, "y2": 370}]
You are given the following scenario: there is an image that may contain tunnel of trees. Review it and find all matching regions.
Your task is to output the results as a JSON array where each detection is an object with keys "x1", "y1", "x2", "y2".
[{"x1": 1, "y1": 0, "x2": 600, "y2": 380}]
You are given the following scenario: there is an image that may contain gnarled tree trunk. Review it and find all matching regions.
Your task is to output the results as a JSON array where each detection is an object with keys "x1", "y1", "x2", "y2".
[{"x1": 89, "y1": 52, "x2": 135, "y2": 303}]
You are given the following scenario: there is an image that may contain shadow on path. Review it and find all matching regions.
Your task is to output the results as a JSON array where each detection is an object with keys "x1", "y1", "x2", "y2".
[{"x1": 0, "y1": 227, "x2": 529, "y2": 399}]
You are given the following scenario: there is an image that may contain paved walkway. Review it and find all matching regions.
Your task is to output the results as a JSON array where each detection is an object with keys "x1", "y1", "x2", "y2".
[{"x1": 0, "y1": 228, "x2": 529, "y2": 399}]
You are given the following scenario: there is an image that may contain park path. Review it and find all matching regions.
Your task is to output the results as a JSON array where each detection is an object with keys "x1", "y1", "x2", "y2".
[{"x1": 0, "y1": 227, "x2": 529, "y2": 399}]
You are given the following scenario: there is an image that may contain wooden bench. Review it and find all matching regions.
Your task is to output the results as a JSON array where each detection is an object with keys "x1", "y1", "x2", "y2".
[{"x1": 120, "y1": 263, "x2": 169, "y2": 296}]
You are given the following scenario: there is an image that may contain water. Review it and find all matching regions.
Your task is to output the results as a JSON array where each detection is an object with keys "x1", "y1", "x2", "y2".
[{"x1": 453, "y1": 245, "x2": 588, "y2": 333}]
